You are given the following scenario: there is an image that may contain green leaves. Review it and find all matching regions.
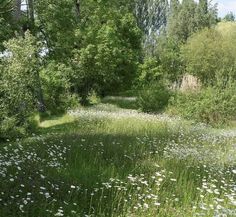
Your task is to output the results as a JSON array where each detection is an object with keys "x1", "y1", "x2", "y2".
[
  {"x1": 0, "y1": 31, "x2": 41, "y2": 138},
  {"x1": 35, "y1": 0, "x2": 78, "y2": 60},
  {"x1": 0, "y1": 0, "x2": 13, "y2": 14},
  {"x1": 40, "y1": 61, "x2": 74, "y2": 113},
  {"x1": 73, "y1": 2, "x2": 142, "y2": 99},
  {"x1": 167, "y1": 0, "x2": 217, "y2": 42},
  {"x1": 182, "y1": 23, "x2": 236, "y2": 85}
]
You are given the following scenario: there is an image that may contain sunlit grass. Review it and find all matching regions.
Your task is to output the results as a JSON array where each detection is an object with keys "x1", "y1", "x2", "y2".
[
  {"x1": 39, "y1": 114, "x2": 75, "y2": 128},
  {"x1": 1, "y1": 100, "x2": 236, "y2": 216}
]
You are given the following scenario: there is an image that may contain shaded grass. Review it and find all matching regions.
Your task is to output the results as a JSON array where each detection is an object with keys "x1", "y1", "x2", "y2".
[
  {"x1": 1, "y1": 101, "x2": 236, "y2": 217},
  {"x1": 101, "y1": 96, "x2": 138, "y2": 110}
]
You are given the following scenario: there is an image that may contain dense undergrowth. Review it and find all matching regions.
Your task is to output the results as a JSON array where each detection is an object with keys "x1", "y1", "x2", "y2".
[
  {"x1": 1, "y1": 99, "x2": 236, "y2": 217},
  {"x1": 167, "y1": 84, "x2": 236, "y2": 127}
]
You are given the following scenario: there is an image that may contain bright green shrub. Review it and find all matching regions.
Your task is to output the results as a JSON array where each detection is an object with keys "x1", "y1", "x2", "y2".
[
  {"x1": 0, "y1": 32, "x2": 39, "y2": 139},
  {"x1": 138, "y1": 58, "x2": 163, "y2": 86},
  {"x1": 168, "y1": 85, "x2": 236, "y2": 126},
  {"x1": 137, "y1": 82, "x2": 172, "y2": 113},
  {"x1": 40, "y1": 61, "x2": 77, "y2": 114},
  {"x1": 138, "y1": 37, "x2": 182, "y2": 87},
  {"x1": 182, "y1": 23, "x2": 236, "y2": 85}
]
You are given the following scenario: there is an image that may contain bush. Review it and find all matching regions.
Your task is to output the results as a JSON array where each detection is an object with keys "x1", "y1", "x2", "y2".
[
  {"x1": 137, "y1": 83, "x2": 172, "y2": 113},
  {"x1": 168, "y1": 85, "x2": 236, "y2": 126},
  {"x1": 0, "y1": 108, "x2": 38, "y2": 141},
  {"x1": 182, "y1": 23, "x2": 236, "y2": 85},
  {"x1": 40, "y1": 61, "x2": 77, "y2": 114},
  {"x1": 0, "y1": 32, "x2": 39, "y2": 140}
]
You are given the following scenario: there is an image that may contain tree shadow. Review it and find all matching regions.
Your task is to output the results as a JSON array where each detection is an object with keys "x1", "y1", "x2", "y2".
[{"x1": 101, "y1": 96, "x2": 138, "y2": 110}]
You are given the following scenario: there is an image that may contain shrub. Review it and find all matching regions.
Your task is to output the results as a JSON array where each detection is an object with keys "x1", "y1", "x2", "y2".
[
  {"x1": 168, "y1": 85, "x2": 236, "y2": 126},
  {"x1": 40, "y1": 61, "x2": 77, "y2": 114},
  {"x1": 0, "y1": 32, "x2": 39, "y2": 140},
  {"x1": 182, "y1": 23, "x2": 236, "y2": 85},
  {"x1": 137, "y1": 82, "x2": 172, "y2": 113}
]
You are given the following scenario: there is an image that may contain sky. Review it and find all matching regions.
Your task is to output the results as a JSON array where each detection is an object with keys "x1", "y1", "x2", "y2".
[{"x1": 213, "y1": 0, "x2": 236, "y2": 18}]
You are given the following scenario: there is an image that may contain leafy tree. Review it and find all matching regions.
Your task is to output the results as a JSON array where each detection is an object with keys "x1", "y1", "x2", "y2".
[
  {"x1": 155, "y1": 36, "x2": 183, "y2": 82},
  {"x1": 73, "y1": 1, "x2": 142, "y2": 103},
  {"x1": 182, "y1": 23, "x2": 236, "y2": 85},
  {"x1": 40, "y1": 61, "x2": 74, "y2": 113},
  {"x1": 139, "y1": 36, "x2": 182, "y2": 86},
  {"x1": 138, "y1": 58, "x2": 162, "y2": 86},
  {"x1": 223, "y1": 12, "x2": 235, "y2": 22},
  {"x1": 195, "y1": 0, "x2": 217, "y2": 29},
  {"x1": 167, "y1": 0, "x2": 217, "y2": 42},
  {"x1": 0, "y1": 0, "x2": 14, "y2": 50},
  {"x1": 35, "y1": 0, "x2": 78, "y2": 61},
  {"x1": 0, "y1": 31, "x2": 42, "y2": 138},
  {"x1": 12, "y1": 0, "x2": 21, "y2": 22},
  {"x1": 135, "y1": 0, "x2": 168, "y2": 54},
  {"x1": 0, "y1": 0, "x2": 13, "y2": 14}
]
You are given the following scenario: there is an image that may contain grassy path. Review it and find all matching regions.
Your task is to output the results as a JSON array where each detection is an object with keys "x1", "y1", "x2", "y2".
[{"x1": 1, "y1": 98, "x2": 236, "y2": 217}]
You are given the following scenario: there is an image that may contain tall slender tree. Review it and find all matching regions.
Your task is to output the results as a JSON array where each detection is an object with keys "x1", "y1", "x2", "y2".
[
  {"x1": 27, "y1": 0, "x2": 35, "y2": 24},
  {"x1": 167, "y1": 0, "x2": 217, "y2": 42},
  {"x1": 12, "y1": 0, "x2": 21, "y2": 22},
  {"x1": 199, "y1": 0, "x2": 208, "y2": 14},
  {"x1": 135, "y1": 0, "x2": 168, "y2": 55}
]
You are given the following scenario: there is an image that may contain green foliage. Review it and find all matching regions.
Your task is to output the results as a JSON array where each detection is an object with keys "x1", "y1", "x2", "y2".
[
  {"x1": 35, "y1": 0, "x2": 78, "y2": 60},
  {"x1": 167, "y1": 0, "x2": 217, "y2": 42},
  {"x1": 138, "y1": 36, "x2": 182, "y2": 87},
  {"x1": 0, "y1": 0, "x2": 14, "y2": 50},
  {"x1": 168, "y1": 84, "x2": 236, "y2": 126},
  {"x1": 138, "y1": 58, "x2": 163, "y2": 85},
  {"x1": 155, "y1": 36, "x2": 183, "y2": 82},
  {"x1": 135, "y1": 0, "x2": 168, "y2": 35},
  {"x1": 0, "y1": 31, "x2": 40, "y2": 139},
  {"x1": 40, "y1": 61, "x2": 76, "y2": 114},
  {"x1": 137, "y1": 82, "x2": 172, "y2": 113},
  {"x1": 135, "y1": 0, "x2": 169, "y2": 53},
  {"x1": 195, "y1": 0, "x2": 217, "y2": 29},
  {"x1": 223, "y1": 12, "x2": 235, "y2": 22},
  {"x1": 73, "y1": 4, "x2": 142, "y2": 101},
  {"x1": 182, "y1": 23, "x2": 236, "y2": 85},
  {"x1": 141, "y1": 0, "x2": 217, "y2": 90}
]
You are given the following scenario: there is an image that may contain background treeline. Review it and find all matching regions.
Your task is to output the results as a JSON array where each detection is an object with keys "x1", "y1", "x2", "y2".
[
  {"x1": 0, "y1": 0, "x2": 235, "y2": 139},
  {"x1": 137, "y1": 0, "x2": 236, "y2": 127}
]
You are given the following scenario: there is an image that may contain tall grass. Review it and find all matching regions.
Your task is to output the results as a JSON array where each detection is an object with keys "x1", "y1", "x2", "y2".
[{"x1": 0, "y1": 101, "x2": 236, "y2": 216}]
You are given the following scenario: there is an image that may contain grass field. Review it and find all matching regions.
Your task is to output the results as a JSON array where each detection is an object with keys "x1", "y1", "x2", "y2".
[{"x1": 0, "y1": 98, "x2": 236, "y2": 217}]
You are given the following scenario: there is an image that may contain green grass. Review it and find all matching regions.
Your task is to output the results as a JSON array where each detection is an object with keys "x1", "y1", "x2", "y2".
[
  {"x1": 0, "y1": 98, "x2": 236, "y2": 217},
  {"x1": 101, "y1": 96, "x2": 138, "y2": 110}
]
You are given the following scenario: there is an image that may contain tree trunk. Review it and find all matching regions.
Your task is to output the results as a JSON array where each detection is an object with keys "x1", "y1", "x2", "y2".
[
  {"x1": 35, "y1": 70, "x2": 46, "y2": 113},
  {"x1": 76, "y1": 0, "x2": 80, "y2": 18},
  {"x1": 27, "y1": 0, "x2": 35, "y2": 24},
  {"x1": 12, "y1": 0, "x2": 21, "y2": 22}
]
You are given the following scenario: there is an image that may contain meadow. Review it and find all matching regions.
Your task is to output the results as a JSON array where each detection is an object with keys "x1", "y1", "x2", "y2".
[{"x1": 0, "y1": 97, "x2": 236, "y2": 217}]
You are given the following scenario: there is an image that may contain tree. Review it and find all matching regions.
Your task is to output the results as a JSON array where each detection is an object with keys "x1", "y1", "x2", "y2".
[
  {"x1": 0, "y1": 0, "x2": 14, "y2": 50},
  {"x1": 0, "y1": 0, "x2": 13, "y2": 14},
  {"x1": 12, "y1": 0, "x2": 21, "y2": 22},
  {"x1": 223, "y1": 12, "x2": 235, "y2": 22},
  {"x1": 167, "y1": 0, "x2": 217, "y2": 42},
  {"x1": 135, "y1": 0, "x2": 169, "y2": 55},
  {"x1": 34, "y1": 0, "x2": 78, "y2": 61},
  {"x1": 73, "y1": 0, "x2": 142, "y2": 103},
  {"x1": 40, "y1": 61, "x2": 73, "y2": 113},
  {"x1": 182, "y1": 23, "x2": 236, "y2": 85},
  {"x1": 167, "y1": 0, "x2": 180, "y2": 38},
  {"x1": 0, "y1": 31, "x2": 43, "y2": 138}
]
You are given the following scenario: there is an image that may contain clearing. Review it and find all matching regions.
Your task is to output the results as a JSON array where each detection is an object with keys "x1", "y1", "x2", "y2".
[{"x1": 1, "y1": 97, "x2": 236, "y2": 217}]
